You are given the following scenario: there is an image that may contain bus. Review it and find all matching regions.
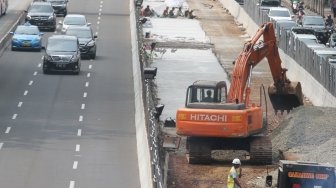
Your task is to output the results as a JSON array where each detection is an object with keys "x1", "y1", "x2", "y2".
[{"x1": 0, "y1": 0, "x2": 8, "y2": 16}]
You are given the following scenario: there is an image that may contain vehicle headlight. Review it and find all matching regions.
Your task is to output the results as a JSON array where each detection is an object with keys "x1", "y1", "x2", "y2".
[
  {"x1": 87, "y1": 40, "x2": 95, "y2": 47},
  {"x1": 48, "y1": 15, "x2": 54, "y2": 20},
  {"x1": 12, "y1": 38, "x2": 19, "y2": 42},
  {"x1": 26, "y1": 15, "x2": 31, "y2": 20},
  {"x1": 70, "y1": 55, "x2": 79, "y2": 63},
  {"x1": 45, "y1": 55, "x2": 53, "y2": 61}
]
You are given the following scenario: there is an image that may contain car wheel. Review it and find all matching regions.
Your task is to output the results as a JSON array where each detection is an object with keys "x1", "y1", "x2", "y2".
[
  {"x1": 43, "y1": 68, "x2": 49, "y2": 74},
  {"x1": 91, "y1": 53, "x2": 96, "y2": 59}
]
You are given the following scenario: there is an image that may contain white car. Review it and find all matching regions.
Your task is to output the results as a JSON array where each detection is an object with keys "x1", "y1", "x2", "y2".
[
  {"x1": 268, "y1": 7, "x2": 293, "y2": 22},
  {"x1": 59, "y1": 14, "x2": 91, "y2": 33}
]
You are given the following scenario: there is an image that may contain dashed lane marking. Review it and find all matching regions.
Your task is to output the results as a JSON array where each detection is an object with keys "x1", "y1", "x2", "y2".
[
  {"x1": 77, "y1": 129, "x2": 82, "y2": 136},
  {"x1": 73, "y1": 161, "x2": 78, "y2": 169},
  {"x1": 85, "y1": 82, "x2": 89, "y2": 87},
  {"x1": 38, "y1": 63, "x2": 41, "y2": 68},
  {"x1": 87, "y1": 73, "x2": 90, "y2": 78},
  {"x1": 5, "y1": 127, "x2": 11, "y2": 134},
  {"x1": 89, "y1": 65, "x2": 92, "y2": 69},
  {"x1": 83, "y1": 92, "x2": 87, "y2": 98},
  {"x1": 28, "y1": 81, "x2": 33, "y2": 86},
  {"x1": 69, "y1": 181, "x2": 75, "y2": 188},
  {"x1": 79, "y1": 115, "x2": 83, "y2": 122},
  {"x1": 18, "y1": 102, "x2": 23, "y2": 108},
  {"x1": 0, "y1": 143, "x2": 3, "y2": 150},
  {"x1": 81, "y1": 104, "x2": 85, "y2": 110},
  {"x1": 24, "y1": 90, "x2": 28, "y2": 96},
  {"x1": 12, "y1": 114, "x2": 17, "y2": 120},
  {"x1": 76, "y1": 144, "x2": 80, "y2": 152},
  {"x1": 33, "y1": 71, "x2": 38, "y2": 76}
]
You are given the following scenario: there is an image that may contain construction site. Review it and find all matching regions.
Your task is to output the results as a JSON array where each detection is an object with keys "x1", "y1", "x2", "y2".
[{"x1": 137, "y1": 0, "x2": 336, "y2": 187}]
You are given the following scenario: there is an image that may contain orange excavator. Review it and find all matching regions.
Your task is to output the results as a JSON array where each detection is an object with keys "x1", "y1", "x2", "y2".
[{"x1": 176, "y1": 22, "x2": 303, "y2": 164}]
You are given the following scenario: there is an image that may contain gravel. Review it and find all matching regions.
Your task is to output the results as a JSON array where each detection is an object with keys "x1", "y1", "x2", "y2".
[{"x1": 270, "y1": 106, "x2": 336, "y2": 165}]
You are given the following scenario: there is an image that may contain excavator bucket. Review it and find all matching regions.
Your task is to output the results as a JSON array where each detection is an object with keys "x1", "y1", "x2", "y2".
[{"x1": 268, "y1": 81, "x2": 303, "y2": 113}]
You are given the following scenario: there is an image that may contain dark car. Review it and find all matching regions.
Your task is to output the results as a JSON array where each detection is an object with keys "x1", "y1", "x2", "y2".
[
  {"x1": 299, "y1": 15, "x2": 330, "y2": 44},
  {"x1": 46, "y1": 0, "x2": 68, "y2": 16},
  {"x1": 25, "y1": 1, "x2": 57, "y2": 31},
  {"x1": 42, "y1": 35, "x2": 81, "y2": 74},
  {"x1": 65, "y1": 26, "x2": 97, "y2": 59}
]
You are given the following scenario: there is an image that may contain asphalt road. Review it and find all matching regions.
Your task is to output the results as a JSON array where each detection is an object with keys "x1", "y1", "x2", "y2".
[{"x1": 0, "y1": 0, "x2": 140, "y2": 187}]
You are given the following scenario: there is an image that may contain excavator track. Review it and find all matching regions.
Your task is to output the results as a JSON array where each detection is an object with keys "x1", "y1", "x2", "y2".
[
  {"x1": 249, "y1": 136, "x2": 272, "y2": 165},
  {"x1": 186, "y1": 137, "x2": 212, "y2": 164}
]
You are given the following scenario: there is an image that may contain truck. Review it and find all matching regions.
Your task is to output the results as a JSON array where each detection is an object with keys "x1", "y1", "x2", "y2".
[{"x1": 266, "y1": 160, "x2": 336, "y2": 188}]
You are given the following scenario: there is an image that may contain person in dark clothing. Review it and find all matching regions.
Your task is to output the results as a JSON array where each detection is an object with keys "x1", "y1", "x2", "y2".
[
  {"x1": 162, "y1": 6, "x2": 169, "y2": 17},
  {"x1": 143, "y1": 5, "x2": 153, "y2": 17},
  {"x1": 168, "y1": 7, "x2": 176, "y2": 18},
  {"x1": 326, "y1": 14, "x2": 334, "y2": 27}
]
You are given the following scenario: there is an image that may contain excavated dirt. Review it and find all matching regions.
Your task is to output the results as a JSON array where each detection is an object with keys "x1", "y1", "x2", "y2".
[{"x1": 164, "y1": 0, "x2": 336, "y2": 187}]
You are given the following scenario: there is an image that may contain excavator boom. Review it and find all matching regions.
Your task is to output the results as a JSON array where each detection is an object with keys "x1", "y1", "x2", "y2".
[{"x1": 228, "y1": 22, "x2": 303, "y2": 112}]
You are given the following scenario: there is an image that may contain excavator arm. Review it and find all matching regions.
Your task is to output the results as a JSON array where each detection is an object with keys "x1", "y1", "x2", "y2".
[{"x1": 228, "y1": 22, "x2": 303, "y2": 112}]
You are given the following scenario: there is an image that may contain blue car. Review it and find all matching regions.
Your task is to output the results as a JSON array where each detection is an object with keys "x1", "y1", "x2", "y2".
[{"x1": 10, "y1": 23, "x2": 44, "y2": 51}]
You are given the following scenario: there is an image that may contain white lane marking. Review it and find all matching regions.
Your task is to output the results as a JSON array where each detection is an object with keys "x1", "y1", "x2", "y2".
[
  {"x1": 12, "y1": 114, "x2": 17, "y2": 120},
  {"x1": 28, "y1": 80, "x2": 33, "y2": 86},
  {"x1": 83, "y1": 92, "x2": 87, "y2": 98},
  {"x1": 24, "y1": 90, "x2": 28, "y2": 96},
  {"x1": 73, "y1": 161, "x2": 78, "y2": 169},
  {"x1": 95, "y1": 32, "x2": 98, "y2": 36},
  {"x1": 81, "y1": 104, "x2": 85, "y2": 110},
  {"x1": 98, "y1": 12, "x2": 101, "y2": 16},
  {"x1": 69, "y1": 181, "x2": 75, "y2": 188},
  {"x1": 0, "y1": 143, "x2": 3, "y2": 150},
  {"x1": 77, "y1": 129, "x2": 82, "y2": 136},
  {"x1": 97, "y1": 21, "x2": 100, "y2": 25},
  {"x1": 98, "y1": 16, "x2": 101, "y2": 20},
  {"x1": 76, "y1": 144, "x2": 80, "y2": 152},
  {"x1": 33, "y1": 71, "x2": 38, "y2": 76},
  {"x1": 88, "y1": 65, "x2": 92, "y2": 69},
  {"x1": 99, "y1": 8, "x2": 102, "y2": 12},
  {"x1": 87, "y1": 73, "x2": 91, "y2": 78},
  {"x1": 100, "y1": 1, "x2": 103, "y2": 4},
  {"x1": 18, "y1": 102, "x2": 23, "y2": 108},
  {"x1": 5, "y1": 127, "x2": 11, "y2": 134},
  {"x1": 38, "y1": 63, "x2": 42, "y2": 68},
  {"x1": 85, "y1": 82, "x2": 89, "y2": 87},
  {"x1": 79, "y1": 115, "x2": 83, "y2": 122}
]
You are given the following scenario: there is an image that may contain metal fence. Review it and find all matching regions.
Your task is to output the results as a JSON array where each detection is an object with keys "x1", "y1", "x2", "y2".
[
  {"x1": 135, "y1": 5, "x2": 165, "y2": 188},
  {"x1": 242, "y1": 0, "x2": 336, "y2": 97}
]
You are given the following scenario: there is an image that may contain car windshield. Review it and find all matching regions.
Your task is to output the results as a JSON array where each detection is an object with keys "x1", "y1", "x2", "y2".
[
  {"x1": 64, "y1": 17, "x2": 86, "y2": 25},
  {"x1": 15, "y1": 26, "x2": 40, "y2": 35},
  {"x1": 292, "y1": 28, "x2": 315, "y2": 35},
  {"x1": 46, "y1": 0, "x2": 66, "y2": 5},
  {"x1": 48, "y1": 38, "x2": 77, "y2": 52},
  {"x1": 269, "y1": 10, "x2": 290, "y2": 17},
  {"x1": 30, "y1": 4, "x2": 53, "y2": 13},
  {"x1": 261, "y1": 0, "x2": 280, "y2": 6},
  {"x1": 303, "y1": 17, "x2": 325, "y2": 26},
  {"x1": 281, "y1": 22, "x2": 296, "y2": 29},
  {"x1": 66, "y1": 29, "x2": 92, "y2": 38}
]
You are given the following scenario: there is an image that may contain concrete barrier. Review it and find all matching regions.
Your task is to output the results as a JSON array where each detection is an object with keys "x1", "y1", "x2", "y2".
[
  {"x1": 129, "y1": 1, "x2": 153, "y2": 188},
  {"x1": 0, "y1": 11, "x2": 26, "y2": 55},
  {"x1": 219, "y1": 0, "x2": 336, "y2": 107}
]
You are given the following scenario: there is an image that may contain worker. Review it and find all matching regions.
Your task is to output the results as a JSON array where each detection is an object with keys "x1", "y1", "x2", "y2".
[
  {"x1": 203, "y1": 90, "x2": 214, "y2": 102},
  {"x1": 326, "y1": 14, "x2": 334, "y2": 27},
  {"x1": 227, "y1": 158, "x2": 243, "y2": 188}
]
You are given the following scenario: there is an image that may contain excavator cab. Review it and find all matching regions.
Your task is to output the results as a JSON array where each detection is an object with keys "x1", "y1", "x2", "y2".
[{"x1": 185, "y1": 80, "x2": 228, "y2": 106}]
